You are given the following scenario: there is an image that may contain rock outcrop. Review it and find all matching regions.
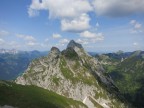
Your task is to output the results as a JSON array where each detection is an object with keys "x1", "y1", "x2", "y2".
[{"x1": 16, "y1": 40, "x2": 130, "y2": 108}]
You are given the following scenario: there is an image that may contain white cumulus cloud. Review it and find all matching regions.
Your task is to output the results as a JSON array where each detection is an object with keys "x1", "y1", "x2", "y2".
[
  {"x1": 28, "y1": 0, "x2": 92, "y2": 32},
  {"x1": 59, "y1": 38, "x2": 69, "y2": 44},
  {"x1": 28, "y1": 0, "x2": 92, "y2": 18},
  {"x1": 27, "y1": 41, "x2": 38, "y2": 46},
  {"x1": 92, "y1": 0, "x2": 144, "y2": 17},
  {"x1": 130, "y1": 20, "x2": 136, "y2": 25},
  {"x1": 16, "y1": 34, "x2": 36, "y2": 42},
  {"x1": 134, "y1": 23, "x2": 142, "y2": 29},
  {"x1": 80, "y1": 31, "x2": 104, "y2": 41},
  {"x1": 52, "y1": 33, "x2": 61, "y2": 39},
  {"x1": 79, "y1": 31, "x2": 104, "y2": 44},
  {"x1": 28, "y1": 9, "x2": 39, "y2": 17},
  {"x1": 61, "y1": 13, "x2": 90, "y2": 32},
  {"x1": 76, "y1": 39, "x2": 89, "y2": 45},
  {"x1": 29, "y1": 0, "x2": 144, "y2": 18},
  {"x1": 130, "y1": 20, "x2": 143, "y2": 33}
]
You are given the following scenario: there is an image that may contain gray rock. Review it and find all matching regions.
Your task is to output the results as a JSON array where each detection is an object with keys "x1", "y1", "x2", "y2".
[
  {"x1": 67, "y1": 40, "x2": 83, "y2": 49},
  {"x1": 15, "y1": 40, "x2": 130, "y2": 108}
]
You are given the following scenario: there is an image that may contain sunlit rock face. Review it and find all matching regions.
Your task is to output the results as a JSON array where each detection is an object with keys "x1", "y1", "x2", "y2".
[{"x1": 16, "y1": 40, "x2": 131, "y2": 108}]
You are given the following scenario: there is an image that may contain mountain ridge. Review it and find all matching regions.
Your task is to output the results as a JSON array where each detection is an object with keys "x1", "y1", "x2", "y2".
[
  {"x1": 15, "y1": 40, "x2": 131, "y2": 108},
  {"x1": 95, "y1": 50, "x2": 144, "y2": 107}
]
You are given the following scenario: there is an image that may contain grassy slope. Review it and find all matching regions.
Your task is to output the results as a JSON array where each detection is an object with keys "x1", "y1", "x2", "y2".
[
  {"x1": 105, "y1": 54, "x2": 144, "y2": 107},
  {"x1": 108, "y1": 56, "x2": 144, "y2": 93},
  {"x1": 0, "y1": 81, "x2": 87, "y2": 108}
]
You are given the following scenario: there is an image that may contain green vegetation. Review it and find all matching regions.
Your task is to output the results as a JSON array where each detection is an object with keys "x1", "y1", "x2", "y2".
[
  {"x1": 103, "y1": 65, "x2": 116, "y2": 73},
  {"x1": 59, "y1": 56, "x2": 74, "y2": 82},
  {"x1": 60, "y1": 56, "x2": 95, "y2": 85},
  {"x1": 94, "y1": 89, "x2": 108, "y2": 100},
  {"x1": 110, "y1": 56, "x2": 144, "y2": 94},
  {"x1": 52, "y1": 76, "x2": 60, "y2": 86},
  {"x1": 97, "y1": 51, "x2": 144, "y2": 107},
  {"x1": 73, "y1": 60, "x2": 80, "y2": 70},
  {"x1": 0, "y1": 81, "x2": 87, "y2": 108},
  {"x1": 76, "y1": 66, "x2": 96, "y2": 86},
  {"x1": 23, "y1": 74, "x2": 27, "y2": 79},
  {"x1": 63, "y1": 48, "x2": 78, "y2": 60}
]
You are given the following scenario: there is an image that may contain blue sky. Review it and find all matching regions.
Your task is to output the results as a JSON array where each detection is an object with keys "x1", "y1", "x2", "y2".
[{"x1": 0, "y1": 0, "x2": 144, "y2": 52}]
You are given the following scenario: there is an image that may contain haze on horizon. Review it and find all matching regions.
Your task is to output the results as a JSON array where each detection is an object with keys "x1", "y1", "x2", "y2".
[{"x1": 0, "y1": 0, "x2": 144, "y2": 52}]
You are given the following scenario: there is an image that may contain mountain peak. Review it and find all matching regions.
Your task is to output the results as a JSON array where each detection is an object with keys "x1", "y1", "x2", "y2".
[
  {"x1": 15, "y1": 40, "x2": 129, "y2": 108},
  {"x1": 50, "y1": 47, "x2": 60, "y2": 55},
  {"x1": 67, "y1": 40, "x2": 83, "y2": 49}
]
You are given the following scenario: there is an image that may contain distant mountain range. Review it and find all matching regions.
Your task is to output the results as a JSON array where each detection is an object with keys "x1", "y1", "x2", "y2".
[
  {"x1": 0, "y1": 49, "x2": 18, "y2": 54},
  {"x1": 0, "y1": 50, "x2": 48, "y2": 80},
  {"x1": 0, "y1": 46, "x2": 143, "y2": 107},
  {"x1": 0, "y1": 49, "x2": 103, "y2": 81}
]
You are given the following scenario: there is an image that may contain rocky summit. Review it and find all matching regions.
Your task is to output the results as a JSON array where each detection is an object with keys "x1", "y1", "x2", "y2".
[
  {"x1": 67, "y1": 40, "x2": 83, "y2": 49},
  {"x1": 16, "y1": 40, "x2": 131, "y2": 108}
]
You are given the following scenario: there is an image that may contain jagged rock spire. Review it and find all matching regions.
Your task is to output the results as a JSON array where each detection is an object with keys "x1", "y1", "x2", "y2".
[
  {"x1": 51, "y1": 47, "x2": 60, "y2": 53},
  {"x1": 67, "y1": 40, "x2": 83, "y2": 49},
  {"x1": 50, "y1": 47, "x2": 60, "y2": 56}
]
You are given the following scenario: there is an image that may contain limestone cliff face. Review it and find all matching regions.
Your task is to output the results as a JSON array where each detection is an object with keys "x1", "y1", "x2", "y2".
[{"x1": 16, "y1": 40, "x2": 130, "y2": 108}]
